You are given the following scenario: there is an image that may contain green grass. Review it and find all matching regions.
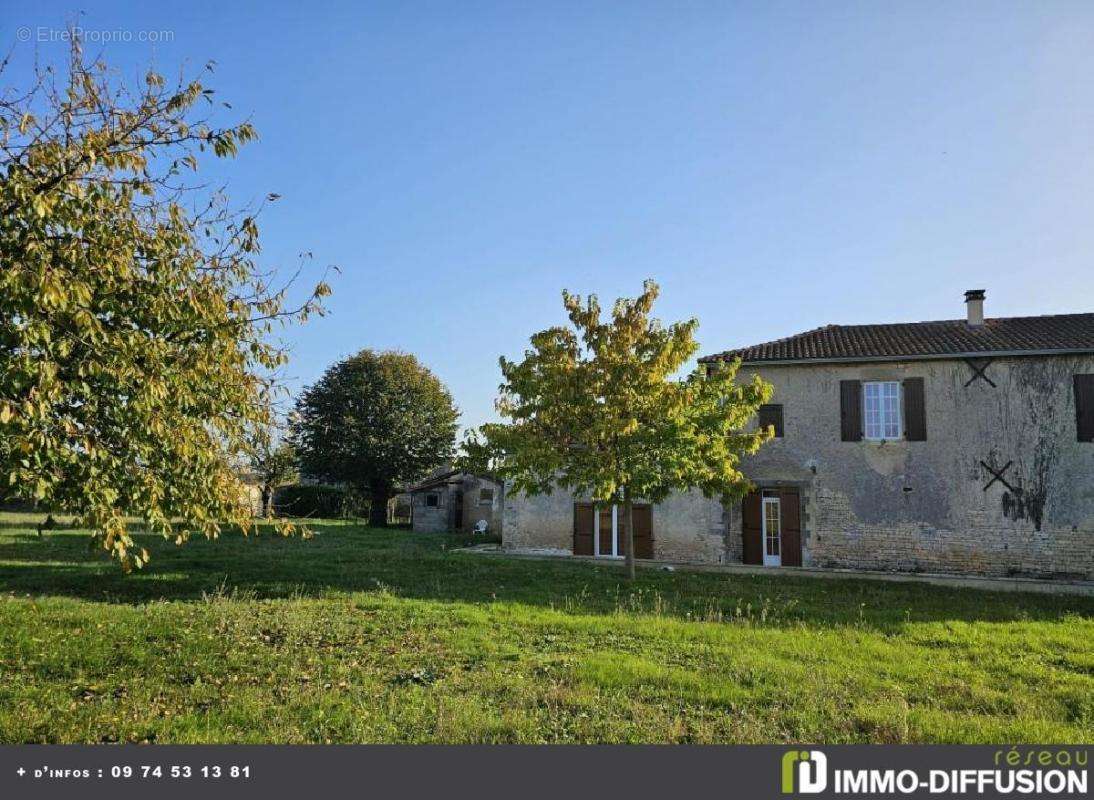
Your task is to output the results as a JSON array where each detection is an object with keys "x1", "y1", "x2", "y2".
[{"x1": 0, "y1": 512, "x2": 1091, "y2": 743}]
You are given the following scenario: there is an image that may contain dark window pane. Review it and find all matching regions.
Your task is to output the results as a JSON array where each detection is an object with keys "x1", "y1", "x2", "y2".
[
  {"x1": 759, "y1": 404, "x2": 784, "y2": 438},
  {"x1": 1076, "y1": 375, "x2": 1094, "y2": 442}
]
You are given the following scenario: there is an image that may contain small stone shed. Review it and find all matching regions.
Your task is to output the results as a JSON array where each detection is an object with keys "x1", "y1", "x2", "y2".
[
  {"x1": 406, "y1": 470, "x2": 503, "y2": 534},
  {"x1": 236, "y1": 470, "x2": 265, "y2": 517}
]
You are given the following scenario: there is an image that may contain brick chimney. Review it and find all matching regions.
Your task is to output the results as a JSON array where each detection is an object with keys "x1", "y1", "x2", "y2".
[{"x1": 964, "y1": 289, "x2": 986, "y2": 326}]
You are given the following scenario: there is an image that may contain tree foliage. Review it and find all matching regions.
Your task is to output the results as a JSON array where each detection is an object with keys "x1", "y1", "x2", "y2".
[
  {"x1": 453, "y1": 428, "x2": 498, "y2": 476},
  {"x1": 0, "y1": 42, "x2": 329, "y2": 568},
  {"x1": 291, "y1": 350, "x2": 459, "y2": 526},
  {"x1": 479, "y1": 280, "x2": 773, "y2": 577}
]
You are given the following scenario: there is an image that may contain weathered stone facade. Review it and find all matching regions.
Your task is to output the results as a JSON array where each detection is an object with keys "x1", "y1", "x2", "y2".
[
  {"x1": 503, "y1": 354, "x2": 1094, "y2": 580},
  {"x1": 411, "y1": 472, "x2": 502, "y2": 534},
  {"x1": 739, "y1": 355, "x2": 1094, "y2": 579}
]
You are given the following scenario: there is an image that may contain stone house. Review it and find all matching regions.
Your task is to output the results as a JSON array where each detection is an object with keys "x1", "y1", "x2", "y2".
[
  {"x1": 407, "y1": 469, "x2": 503, "y2": 534},
  {"x1": 502, "y1": 290, "x2": 1094, "y2": 580}
]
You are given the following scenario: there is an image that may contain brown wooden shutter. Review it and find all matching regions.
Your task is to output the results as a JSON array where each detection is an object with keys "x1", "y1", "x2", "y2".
[
  {"x1": 840, "y1": 380, "x2": 862, "y2": 441},
  {"x1": 759, "y1": 404, "x2": 784, "y2": 437},
  {"x1": 573, "y1": 503, "x2": 594, "y2": 556},
  {"x1": 741, "y1": 492, "x2": 762, "y2": 565},
  {"x1": 1075, "y1": 375, "x2": 1094, "y2": 442},
  {"x1": 778, "y1": 489, "x2": 802, "y2": 567},
  {"x1": 632, "y1": 505, "x2": 654, "y2": 559},
  {"x1": 903, "y1": 377, "x2": 927, "y2": 441}
]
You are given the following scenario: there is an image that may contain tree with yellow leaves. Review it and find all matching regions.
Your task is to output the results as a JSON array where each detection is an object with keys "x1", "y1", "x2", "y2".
[
  {"x1": 478, "y1": 280, "x2": 773, "y2": 579},
  {"x1": 0, "y1": 41, "x2": 329, "y2": 568}
]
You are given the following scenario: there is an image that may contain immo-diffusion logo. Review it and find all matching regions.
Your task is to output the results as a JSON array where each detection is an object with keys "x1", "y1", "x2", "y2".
[
  {"x1": 779, "y1": 747, "x2": 1088, "y2": 796},
  {"x1": 782, "y1": 750, "x2": 827, "y2": 794}
]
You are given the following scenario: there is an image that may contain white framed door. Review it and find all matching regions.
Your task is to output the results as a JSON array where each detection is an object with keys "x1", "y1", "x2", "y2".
[
  {"x1": 593, "y1": 504, "x2": 621, "y2": 558},
  {"x1": 762, "y1": 496, "x2": 782, "y2": 567}
]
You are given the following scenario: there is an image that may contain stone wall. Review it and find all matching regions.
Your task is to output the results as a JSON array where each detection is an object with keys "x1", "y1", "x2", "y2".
[
  {"x1": 411, "y1": 487, "x2": 452, "y2": 532},
  {"x1": 459, "y1": 475, "x2": 502, "y2": 534},
  {"x1": 806, "y1": 486, "x2": 1091, "y2": 577},
  {"x1": 503, "y1": 486, "x2": 726, "y2": 563},
  {"x1": 735, "y1": 354, "x2": 1094, "y2": 579},
  {"x1": 501, "y1": 353, "x2": 1094, "y2": 580},
  {"x1": 649, "y1": 490, "x2": 727, "y2": 563},
  {"x1": 503, "y1": 487, "x2": 574, "y2": 553}
]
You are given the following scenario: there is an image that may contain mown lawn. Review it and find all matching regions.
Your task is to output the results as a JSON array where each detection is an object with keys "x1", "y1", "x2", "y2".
[{"x1": 0, "y1": 512, "x2": 1090, "y2": 743}]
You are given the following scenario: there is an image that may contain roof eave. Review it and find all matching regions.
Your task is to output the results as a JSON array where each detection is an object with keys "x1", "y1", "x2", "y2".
[
  {"x1": 404, "y1": 471, "x2": 502, "y2": 493},
  {"x1": 699, "y1": 347, "x2": 1094, "y2": 367}
]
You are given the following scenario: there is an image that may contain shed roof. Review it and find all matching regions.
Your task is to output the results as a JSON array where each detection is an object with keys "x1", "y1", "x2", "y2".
[{"x1": 404, "y1": 470, "x2": 500, "y2": 493}]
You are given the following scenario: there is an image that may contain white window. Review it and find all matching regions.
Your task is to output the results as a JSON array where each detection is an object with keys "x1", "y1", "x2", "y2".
[
  {"x1": 863, "y1": 381, "x2": 901, "y2": 440},
  {"x1": 762, "y1": 495, "x2": 781, "y2": 566}
]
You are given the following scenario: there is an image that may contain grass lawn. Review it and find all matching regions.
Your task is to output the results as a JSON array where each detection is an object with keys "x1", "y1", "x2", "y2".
[{"x1": 0, "y1": 512, "x2": 1091, "y2": 744}]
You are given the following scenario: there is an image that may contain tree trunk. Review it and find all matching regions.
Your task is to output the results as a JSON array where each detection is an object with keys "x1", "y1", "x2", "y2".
[
  {"x1": 368, "y1": 484, "x2": 391, "y2": 527},
  {"x1": 261, "y1": 485, "x2": 272, "y2": 517},
  {"x1": 623, "y1": 487, "x2": 636, "y2": 580}
]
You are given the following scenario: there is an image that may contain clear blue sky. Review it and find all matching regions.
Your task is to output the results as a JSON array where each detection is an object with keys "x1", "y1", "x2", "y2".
[{"x1": 6, "y1": 2, "x2": 1094, "y2": 431}]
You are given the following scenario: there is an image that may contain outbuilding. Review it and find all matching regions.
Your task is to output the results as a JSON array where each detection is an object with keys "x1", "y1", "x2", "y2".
[{"x1": 407, "y1": 470, "x2": 502, "y2": 534}]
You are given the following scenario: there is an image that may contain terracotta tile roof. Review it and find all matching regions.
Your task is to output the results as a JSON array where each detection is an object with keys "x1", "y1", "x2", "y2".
[
  {"x1": 404, "y1": 469, "x2": 462, "y2": 493},
  {"x1": 404, "y1": 470, "x2": 501, "y2": 493},
  {"x1": 699, "y1": 313, "x2": 1094, "y2": 365}
]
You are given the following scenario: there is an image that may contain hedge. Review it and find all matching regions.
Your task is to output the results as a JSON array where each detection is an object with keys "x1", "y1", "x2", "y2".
[{"x1": 272, "y1": 484, "x2": 368, "y2": 519}]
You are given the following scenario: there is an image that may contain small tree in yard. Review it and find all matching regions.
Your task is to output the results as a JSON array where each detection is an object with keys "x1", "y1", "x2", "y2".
[
  {"x1": 0, "y1": 42, "x2": 329, "y2": 568},
  {"x1": 479, "y1": 280, "x2": 774, "y2": 579},
  {"x1": 292, "y1": 350, "x2": 459, "y2": 527},
  {"x1": 251, "y1": 440, "x2": 298, "y2": 517}
]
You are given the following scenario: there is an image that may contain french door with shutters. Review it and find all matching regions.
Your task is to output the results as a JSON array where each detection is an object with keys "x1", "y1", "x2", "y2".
[
  {"x1": 761, "y1": 493, "x2": 782, "y2": 567},
  {"x1": 573, "y1": 502, "x2": 653, "y2": 559},
  {"x1": 742, "y1": 488, "x2": 801, "y2": 567}
]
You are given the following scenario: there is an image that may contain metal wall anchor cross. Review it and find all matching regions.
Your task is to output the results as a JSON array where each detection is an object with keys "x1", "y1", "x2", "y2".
[
  {"x1": 980, "y1": 460, "x2": 1019, "y2": 493},
  {"x1": 964, "y1": 358, "x2": 996, "y2": 387}
]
